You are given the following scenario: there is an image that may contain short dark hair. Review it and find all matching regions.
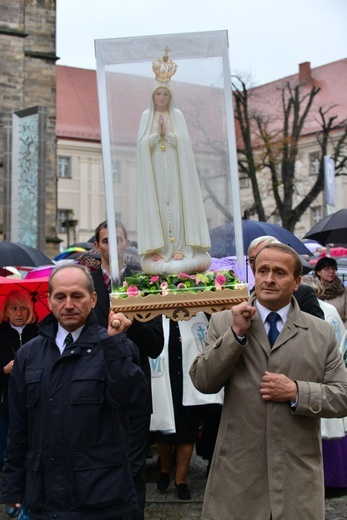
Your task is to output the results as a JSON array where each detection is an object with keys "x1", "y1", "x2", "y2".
[
  {"x1": 314, "y1": 257, "x2": 337, "y2": 277},
  {"x1": 254, "y1": 243, "x2": 303, "y2": 278},
  {"x1": 48, "y1": 264, "x2": 95, "y2": 296},
  {"x1": 94, "y1": 220, "x2": 128, "y2": 243}
]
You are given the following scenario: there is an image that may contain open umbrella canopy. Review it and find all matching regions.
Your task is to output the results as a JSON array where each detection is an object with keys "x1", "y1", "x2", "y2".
[
  {"x1": 0, "y1": 242, "x2": 53, "y2": 267},
  {"x1": 209, "y1": 220, "x2": 312, "y2": 257},
  {"x1": 54, "y1": 247, "x2": 87, "y2": 261},
  {"x1": 71, "y1": 241, "x2": 94, "y2": 250},
  {"x1": 304, "y1": 209, "x2": 347, "y2": 245},
  {"x1": 25, "y1": 265, "x2": 56, "y2": 280},
  {"x1": 0, "y1": 266, "x2": 22, "y2": 278},
  {"x1": 0, "y1": 276, "x2": 50, "y2": 322},
  {"x1": 301, "y1": 239, "x2": 323, "y2": 254}
]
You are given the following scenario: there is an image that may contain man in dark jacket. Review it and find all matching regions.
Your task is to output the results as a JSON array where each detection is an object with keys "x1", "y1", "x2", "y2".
[
  {"x1": 1, "y1": 264, "x2": 147, "y2": 520},
  {"x1": 91, "y1": 221, "x2": 163, "y2": 520}
]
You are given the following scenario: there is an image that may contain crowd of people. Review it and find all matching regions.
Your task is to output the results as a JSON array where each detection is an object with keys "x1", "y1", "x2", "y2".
[{"x1": 0, "y1": 225, "x2": 346, "y2": 520}]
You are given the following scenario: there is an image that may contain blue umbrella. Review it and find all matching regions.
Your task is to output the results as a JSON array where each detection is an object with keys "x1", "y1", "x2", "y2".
[{"x1": 209, "y1": 220, "x2": 312, "y2": 257}]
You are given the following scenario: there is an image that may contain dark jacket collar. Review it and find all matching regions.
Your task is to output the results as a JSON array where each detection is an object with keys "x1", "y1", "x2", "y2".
[{"x1": 37, "y1": 309, "x2": 101, "y2": 345}]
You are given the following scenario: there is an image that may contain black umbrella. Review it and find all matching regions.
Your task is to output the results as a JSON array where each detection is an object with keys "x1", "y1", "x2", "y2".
[
  {"x1": 209, "y1": 220, "x2": 312, "y2": 257},
  {"x1": 303, "y1": 209, "x2": 347, "y2": 245},
  {"x1": 0, "y1": 242, "x2": 53, "y2": 267}
]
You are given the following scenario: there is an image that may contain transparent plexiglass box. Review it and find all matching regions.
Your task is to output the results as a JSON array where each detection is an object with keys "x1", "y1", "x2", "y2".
[{"x1": 95, "y1": 31, "x2": 248, "y2": 320}]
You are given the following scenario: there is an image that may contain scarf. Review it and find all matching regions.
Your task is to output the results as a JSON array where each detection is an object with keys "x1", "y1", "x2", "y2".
[{"x1": 320, "y1": 276, "x2": 345, "y2": 300}]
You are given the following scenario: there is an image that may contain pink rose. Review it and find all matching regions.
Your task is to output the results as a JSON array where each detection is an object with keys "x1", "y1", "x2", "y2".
[
  {"x1": 178, "y1": 272, "x2": 190, "y2": 280},
  {"x1": 215, "y1": 274, "x2": 226, "y2": 286},
  {"x1": 161, "y1": 288, "x2": 169, "y2": 296},
  {"x1": 177, "y1": 283, "x2": 186, "y2": 289},
  {"x1": 126, "y1": 285, "x2": 139, "y2": 297},
  {"x1": 150, "y1": 276, "x2": 159, "y2": 283},
  {"x1": 160, "y1": 281, "x2": 168, "y2": 289},
  {"x1": 214, "y1": 275, "x2": 226, "y2": 290}
]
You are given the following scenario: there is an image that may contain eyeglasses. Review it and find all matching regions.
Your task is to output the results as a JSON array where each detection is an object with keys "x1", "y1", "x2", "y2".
[{"x1": 321, "y1": 266, "x2": 337, "y2": 272}]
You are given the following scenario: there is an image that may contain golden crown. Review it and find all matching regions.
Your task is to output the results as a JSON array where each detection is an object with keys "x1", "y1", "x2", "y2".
[{"x1": 152, "y1": 47, "x2": 178, "y2": 83}]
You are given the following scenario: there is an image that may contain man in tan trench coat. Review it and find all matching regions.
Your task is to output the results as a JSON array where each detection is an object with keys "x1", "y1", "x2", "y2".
[{"x1": 190, "y1": 243, "x2": 347, "y2": 520}]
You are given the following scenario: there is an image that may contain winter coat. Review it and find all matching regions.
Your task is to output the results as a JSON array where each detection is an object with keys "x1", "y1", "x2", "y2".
[
  {"x1": 190, "y1": 296, "x2": 347, "y2": 520},
  {"x1": 91, "y1": 266, "x2": 164, "y2": 416},
  {"x1": 0, "y1": 311, "x2": 148, "y2": 520},
  {"x1": 0, "y1": 322, "x2": 38, "y2": 415}
]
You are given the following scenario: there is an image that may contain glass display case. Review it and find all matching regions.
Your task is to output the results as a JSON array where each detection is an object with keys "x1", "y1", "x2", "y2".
[{"x1": 95, "y1": 30, "x2": 248, "y2": 319}]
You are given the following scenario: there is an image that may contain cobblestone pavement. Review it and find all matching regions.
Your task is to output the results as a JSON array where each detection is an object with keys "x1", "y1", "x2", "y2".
[{"x1": 0, "y1": 450, "x2": 346, "y2": 519}]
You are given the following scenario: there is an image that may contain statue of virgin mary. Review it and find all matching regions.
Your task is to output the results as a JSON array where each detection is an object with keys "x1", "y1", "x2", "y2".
[{"x1": 136, "y1": 49, "x2": 211, "y2": 275}]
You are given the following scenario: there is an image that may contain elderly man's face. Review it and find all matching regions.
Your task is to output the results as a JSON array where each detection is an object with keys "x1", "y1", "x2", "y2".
[{"x1": 49, "y1": 267, "x2": 96, "y2": 332}]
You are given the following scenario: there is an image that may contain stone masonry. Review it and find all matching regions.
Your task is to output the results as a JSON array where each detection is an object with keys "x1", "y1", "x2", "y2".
[{"x1": 0, "y1": 0, "x2": 59, "y2": 257}]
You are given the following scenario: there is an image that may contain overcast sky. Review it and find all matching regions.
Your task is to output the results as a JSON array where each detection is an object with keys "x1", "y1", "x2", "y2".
[{"x1": 56, "y1": 0, "x2": 347, "y2": 86}]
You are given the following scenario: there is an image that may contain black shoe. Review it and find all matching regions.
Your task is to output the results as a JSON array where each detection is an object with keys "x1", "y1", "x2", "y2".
[
  {"x1": 157, "y1": 472, "x2": 170, "y2": 492},
  {"x1": 5, "y1": 505, "x2": 18, "y2": 518},
  {"x1": 175, "y1": 482, "x2": 191, "y2": 500}
]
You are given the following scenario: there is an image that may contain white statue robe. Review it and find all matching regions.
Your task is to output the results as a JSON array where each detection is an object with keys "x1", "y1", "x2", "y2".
[{"x1": 136, "y1": 105, "x2": 211, "y2": 261}]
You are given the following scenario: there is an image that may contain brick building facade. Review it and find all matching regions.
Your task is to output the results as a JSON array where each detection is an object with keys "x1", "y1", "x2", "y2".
[{"x1": 0, "y1": 0, "x2": 59, "y2": 257}]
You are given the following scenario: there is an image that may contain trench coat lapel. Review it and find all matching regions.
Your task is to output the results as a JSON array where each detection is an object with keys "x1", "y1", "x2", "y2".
[
  {"x1": 275, "y1": 300, "x2": 309, "y2": 348},
  {"x1": 248, "y1": 313, "x2": 270, "y2": 354}
]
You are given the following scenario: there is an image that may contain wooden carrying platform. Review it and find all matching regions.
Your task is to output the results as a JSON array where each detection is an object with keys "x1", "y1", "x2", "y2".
[{"x1": 110, "y1": 285, "x2": 249, "y2": 322}]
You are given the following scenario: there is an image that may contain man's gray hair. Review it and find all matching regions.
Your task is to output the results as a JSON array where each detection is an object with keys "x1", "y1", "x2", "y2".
[{"x1": 248, "y1": 235, "x2": 280, "y2": 256}]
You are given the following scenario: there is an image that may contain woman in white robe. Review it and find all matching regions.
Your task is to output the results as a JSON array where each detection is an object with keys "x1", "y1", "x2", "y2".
[{"x1": 137, "y1": 83, "x2": 211, "y2": 275}]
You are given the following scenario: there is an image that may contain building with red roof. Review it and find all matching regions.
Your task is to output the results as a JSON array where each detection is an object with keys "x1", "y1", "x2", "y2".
[{"x1": 56, "y1": 59, "x2": 347, "y2": 248}]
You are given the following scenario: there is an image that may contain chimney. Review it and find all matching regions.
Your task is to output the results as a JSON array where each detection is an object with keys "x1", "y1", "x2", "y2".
[{"x1": 299, "y1": 62, "x2": 312, "y2": 83}]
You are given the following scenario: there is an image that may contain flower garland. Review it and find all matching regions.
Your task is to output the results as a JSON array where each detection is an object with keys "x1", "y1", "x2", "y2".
[{"x1": 113, "y1": 269, "x2": 242, "y2": 298}]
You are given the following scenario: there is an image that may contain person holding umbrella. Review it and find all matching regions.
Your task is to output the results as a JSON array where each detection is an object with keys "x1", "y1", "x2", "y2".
[
  {"x1": 314, "y1": 257, "x2": 347, "y2": 326},
  {"x1": 0, "y1": 291, "x2": 38, "y2": 470},
  {"x1": 0, "y1": 291, "x2": 38, "y2": 518}
]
